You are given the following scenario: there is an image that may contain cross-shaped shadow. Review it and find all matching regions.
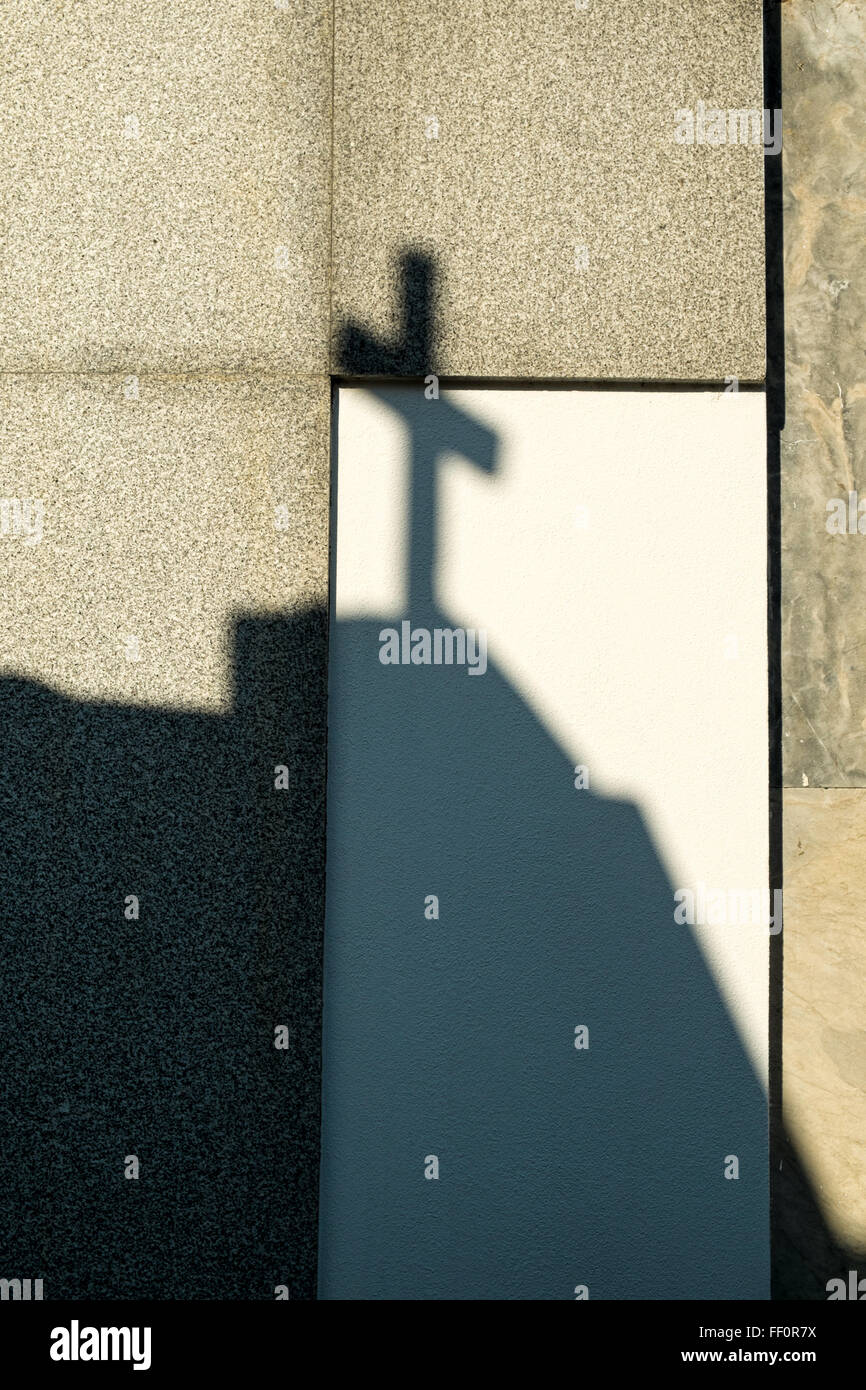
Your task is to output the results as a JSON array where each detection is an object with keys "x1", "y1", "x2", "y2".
[
  {"x1": 318, "y1": 253, "x2": 795, "y2": 1299},
  {"x1": 339, "y1": 252, "x2": 498, "y2": 614}
]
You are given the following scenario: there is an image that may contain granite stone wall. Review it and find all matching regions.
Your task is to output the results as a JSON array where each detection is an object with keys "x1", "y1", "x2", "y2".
[{"x1": 0, "y1": 3, "x2": 332, "y2": 1300}]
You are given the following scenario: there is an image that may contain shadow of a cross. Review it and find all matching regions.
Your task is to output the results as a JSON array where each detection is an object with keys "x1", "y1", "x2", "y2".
[{"x1": 338, "y1": 251, "x2": 499, "y2": 614}]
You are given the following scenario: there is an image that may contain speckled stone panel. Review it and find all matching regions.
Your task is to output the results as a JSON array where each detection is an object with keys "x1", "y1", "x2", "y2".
[
  {"x1": 0, "y1": 375, "x2": 330, "y2": 1298},
  {"x1": 331, "y1": 0, "x2": 766, "y2": 381},
  {"x1": 781, "y1": 0, "x2": 866, "y2": 786},
  {"x1": 0, "y1": 1, "x2": 332, "y2": 373},
  {"x1": 0, "y1": 374, "x2": 329, "y2": 710}
]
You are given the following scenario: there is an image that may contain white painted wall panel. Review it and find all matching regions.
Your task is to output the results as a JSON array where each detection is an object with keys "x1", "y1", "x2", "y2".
[{"x1": 320, "y1": 385, "x2": 769, "y2": 1299}]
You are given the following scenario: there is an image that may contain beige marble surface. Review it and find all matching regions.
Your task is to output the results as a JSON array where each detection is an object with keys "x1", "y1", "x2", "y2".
[
  {"x1": 782, "y1": 0, "x2": 866, "y2": 785},
  {"x1": 782, "y1": 789, "x2": 866, "y2": 1260},
  {"x1": 778, "y1": 2, "x2": 866, "y2": 1296}
]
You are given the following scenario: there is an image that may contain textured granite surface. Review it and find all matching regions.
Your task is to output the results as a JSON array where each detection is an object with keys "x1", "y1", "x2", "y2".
[
  {"x1": 0, "y1": 608, "x2": 328, "y2": 1299},
  {"x1": 331, "y1": 0, "x2": 766, "y2": 380},
  {"x1": 0, "y1": 0, "x2": 333, "y2": 1298},
  {"x1": 777, "y1": 789, "x2": 866, "y2": 1297},
  {"x1": 0, "y1": 375, "x2": 330, "y2": 710},
  {"x1": 0, "y1": 1, "x2": 332, "y2": 373},
  {"x1": 781, "y1": 0, "x2": 866, "y2": 786},
  {"x1": 0, "y1": 376, "x2": 330, "y2": 1298}
]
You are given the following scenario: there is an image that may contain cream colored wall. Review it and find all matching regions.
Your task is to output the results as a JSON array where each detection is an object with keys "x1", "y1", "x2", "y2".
[{"x1": 336, "y1": 384, "x2": 770, "y2": 1079}]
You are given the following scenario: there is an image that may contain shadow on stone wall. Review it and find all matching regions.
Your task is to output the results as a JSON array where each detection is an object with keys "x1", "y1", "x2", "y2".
[
  {"x1": 0, "y1": 610, "x2": 328, "y2": 1299},
  {"x1": 320, "y1": 252, "x2": 771, "y2": 1299},
  {"x1": 0, "y1": 209, "x2": 853, "y2": 1297}
]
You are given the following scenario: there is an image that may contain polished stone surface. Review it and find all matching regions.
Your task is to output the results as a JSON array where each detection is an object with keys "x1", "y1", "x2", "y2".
[
  {"x1": 780, "y1": 789, "x2": 866, "y2": 1289},
  {"x1": 782, "y1": 0, "x2": 866, "y2": 786},
  {"x1": 777, "y1": 4, "x2": 866, "y2": 1299}
]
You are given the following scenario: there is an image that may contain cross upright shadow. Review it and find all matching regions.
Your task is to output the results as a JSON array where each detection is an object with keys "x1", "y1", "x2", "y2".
[
  {"x1": 339, "y1": 251, "x2": 498, "y2": 615},
  {"x1": 320, "y1": 254, "x2": 774, "y2": 1300}
]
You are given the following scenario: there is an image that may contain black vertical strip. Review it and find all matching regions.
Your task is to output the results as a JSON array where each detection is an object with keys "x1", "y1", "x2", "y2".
[{"x1": 763, "y1": 0, "x2": 786, "y2": 1298}]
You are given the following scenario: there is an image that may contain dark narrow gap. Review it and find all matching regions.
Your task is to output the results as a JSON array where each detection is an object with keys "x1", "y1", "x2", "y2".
[{"x1": 764, "y1": 0, "x2": 787, "y2": 1298}]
